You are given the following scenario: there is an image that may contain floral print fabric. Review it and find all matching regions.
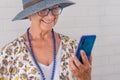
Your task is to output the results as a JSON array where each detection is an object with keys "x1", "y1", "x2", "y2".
[{"x1": 0, "y1": 34, "x2": 78, "y2": 80}]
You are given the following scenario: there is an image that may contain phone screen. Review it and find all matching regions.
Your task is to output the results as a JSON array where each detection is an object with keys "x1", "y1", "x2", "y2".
[{"x1": 76, "y1": 35, "x2": 96, "y2": 63}]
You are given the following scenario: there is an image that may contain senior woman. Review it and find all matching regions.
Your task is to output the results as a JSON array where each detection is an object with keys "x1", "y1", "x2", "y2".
[{"x1": 0, "y1": 0, "x2": 92, "y2": 80}]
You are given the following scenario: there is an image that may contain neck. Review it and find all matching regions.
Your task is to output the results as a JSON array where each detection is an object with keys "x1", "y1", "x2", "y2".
[{"x1": 29, "y1": 25, "x2": 53, "y2": 40}]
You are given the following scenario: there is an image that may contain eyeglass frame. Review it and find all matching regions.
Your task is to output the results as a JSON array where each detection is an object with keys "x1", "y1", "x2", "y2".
[{"x1": 37, "y1": 6, "x2": 63, "y2": 17}]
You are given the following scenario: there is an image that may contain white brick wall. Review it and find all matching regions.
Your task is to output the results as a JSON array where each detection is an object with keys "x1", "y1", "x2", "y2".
[{"x1": 0, "y1": 0, "x2": 120, "y2": 80}]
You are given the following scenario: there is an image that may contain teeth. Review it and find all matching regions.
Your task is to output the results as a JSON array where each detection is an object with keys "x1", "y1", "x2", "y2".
[{"x1": 42, "y1": 20, "x2": 53, "y2": 24}]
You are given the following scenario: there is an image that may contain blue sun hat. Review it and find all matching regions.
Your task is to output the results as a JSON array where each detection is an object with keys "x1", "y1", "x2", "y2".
[{"x1": 12, "y1": 0, "x2": 75, "y2": 21}]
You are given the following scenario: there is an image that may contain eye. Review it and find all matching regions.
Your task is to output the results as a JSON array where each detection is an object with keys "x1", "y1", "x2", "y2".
[
  {"x1": 52, "y1": 6, "x2": 63, "y2": 15},
  {"x1": 39, "y1": 9, "x2": 48, "y2": 14},
  {"x1": 52, "y1": 8, "x2": 59, "y2": 13}
]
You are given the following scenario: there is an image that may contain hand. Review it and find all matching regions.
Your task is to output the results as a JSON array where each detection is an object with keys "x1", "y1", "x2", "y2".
[{"x1": 69, "y1": 50, "x2": 92, "y2": 80}]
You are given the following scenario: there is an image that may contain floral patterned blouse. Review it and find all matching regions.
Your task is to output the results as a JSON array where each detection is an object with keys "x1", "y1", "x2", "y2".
[{"x1": 0, "y1": 34, "x2": 78, "y2": 80}]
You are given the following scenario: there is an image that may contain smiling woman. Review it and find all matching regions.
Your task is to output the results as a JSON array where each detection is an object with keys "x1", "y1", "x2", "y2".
[
  {"x1": 28, "y1": 5, "x2": 61, "y2": 32},
  {"x1": 0, "y1": 0, "x2": 92, "y2": 80}
]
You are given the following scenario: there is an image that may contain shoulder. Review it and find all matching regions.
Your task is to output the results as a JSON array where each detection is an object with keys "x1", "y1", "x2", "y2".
[
  {"x1": 1, "y1": 36, "x2": 24, "y2": 55},
  {"x1": 0, "y1": 36, "x2": 25, "y2": 67},
  {"x1": 59, "y1": 34, "x2": 78, "y2": 52},
  {"x1": 59, "y1": 34, "x2": 78, "y2": 46}
]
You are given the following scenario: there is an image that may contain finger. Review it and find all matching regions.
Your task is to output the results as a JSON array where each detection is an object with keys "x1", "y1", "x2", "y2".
[
  {"x1": 89, "y1": 54, "x2": 92, "y2": 65},
  {"x1": 80, "y1": 50, "x2": 89, "y2": 65},
  {"x1": 69, "y1": 62, "x2": 76, "y2": 74},
  {"x1": 71, "y1": 54, "x2": 83, "y2": 70},
  {"x1": 69, "y1": 58, "x2": 79, "y2": 73},
  {"x1": 69, "y1": 64, "x2": 79, "y2": 77}
]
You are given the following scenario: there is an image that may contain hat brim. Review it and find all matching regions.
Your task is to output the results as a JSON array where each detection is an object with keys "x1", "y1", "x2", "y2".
[{"x1": 12, "y1": 0, "x2": 75, "y2": 21}]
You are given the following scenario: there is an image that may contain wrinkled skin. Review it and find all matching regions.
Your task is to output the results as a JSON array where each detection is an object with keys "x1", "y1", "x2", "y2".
[{"x1": 69, "y1": 50, "x2": 92, "y2": 80}]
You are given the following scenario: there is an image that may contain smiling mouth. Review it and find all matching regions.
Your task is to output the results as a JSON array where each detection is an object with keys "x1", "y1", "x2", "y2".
[{"x1": 42, "y1": 20, "x2": 53, "y2": 24}]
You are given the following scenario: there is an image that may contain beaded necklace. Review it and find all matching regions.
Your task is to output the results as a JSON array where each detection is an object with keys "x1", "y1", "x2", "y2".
[{"x1": 27, "y1": 28, "x2": 56, "y2": 80}]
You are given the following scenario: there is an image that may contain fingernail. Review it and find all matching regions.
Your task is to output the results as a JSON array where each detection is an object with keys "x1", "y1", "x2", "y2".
[
  {"x1": 72, "y1": 54, "x2": 74, "y2": 58},
  {"x1": 81, "y1": 50, "x2": 85, "y2": 55},
  {"x1": 80, "y1": 50, "x2": 84, "y2": 53}
]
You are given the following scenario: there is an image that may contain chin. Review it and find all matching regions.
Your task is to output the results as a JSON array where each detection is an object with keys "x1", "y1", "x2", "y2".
[
  {"x1": 42, "y1": 23, "x2": 55, "y2": 29},
  {"x1": 40, "y1": 25, "x2": 53, "y2": 32}
]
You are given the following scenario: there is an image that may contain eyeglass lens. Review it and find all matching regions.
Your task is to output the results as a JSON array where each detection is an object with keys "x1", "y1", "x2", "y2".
[{"x1": 38, "y1": 6, "x2": 63, "y2": 17}]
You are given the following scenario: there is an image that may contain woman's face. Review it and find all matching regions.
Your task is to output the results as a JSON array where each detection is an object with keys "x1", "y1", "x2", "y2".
[{"x1": 29, "y1": 5, "x2": 62, "y2": 31}]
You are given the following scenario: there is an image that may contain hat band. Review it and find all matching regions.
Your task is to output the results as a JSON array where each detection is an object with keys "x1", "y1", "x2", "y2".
[{"x1": 23, "y1": 0, "x2": 43, "y2": 9}]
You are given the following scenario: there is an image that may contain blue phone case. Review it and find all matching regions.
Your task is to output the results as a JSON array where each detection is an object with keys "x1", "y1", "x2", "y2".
[{"x1": 75, "y1": 35, "x2": 96, "y2": 63}]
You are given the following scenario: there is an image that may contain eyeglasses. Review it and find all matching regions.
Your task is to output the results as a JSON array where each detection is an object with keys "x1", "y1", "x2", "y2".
[{"x1": 37, "y1": 6, "x2": 63, "y2": 17}]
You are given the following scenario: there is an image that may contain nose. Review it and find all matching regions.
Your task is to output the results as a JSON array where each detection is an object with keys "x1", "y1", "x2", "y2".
[{"x1": 47, "y1": 11, "x2": 54, "y2": 19}]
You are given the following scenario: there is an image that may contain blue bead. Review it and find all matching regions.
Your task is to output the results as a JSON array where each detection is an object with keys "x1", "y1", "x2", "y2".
[{"x1": 27, "y1": 28, "x2": 56, "y2": 80}]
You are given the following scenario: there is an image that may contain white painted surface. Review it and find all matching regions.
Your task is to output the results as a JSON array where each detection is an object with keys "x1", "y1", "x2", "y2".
[{"x1": 0, "y1": 0, "x2": 120, "y2": 80}]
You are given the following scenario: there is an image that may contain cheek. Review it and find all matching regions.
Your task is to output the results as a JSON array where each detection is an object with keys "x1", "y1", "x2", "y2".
[
  {"x1": 36, "y1": 17, "x2": 44, "y2": 24},
  {"x1": 38, "y1": 16, "x2": 43, "y2": 22},
  {"x1": 31, "y1": 14, "x2": 43, "y2": 23}
]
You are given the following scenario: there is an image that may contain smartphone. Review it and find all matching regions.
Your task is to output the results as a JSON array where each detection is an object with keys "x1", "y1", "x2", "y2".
[{"x1": 75, "y1": 35, "x2": 96, "y2": 63}]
